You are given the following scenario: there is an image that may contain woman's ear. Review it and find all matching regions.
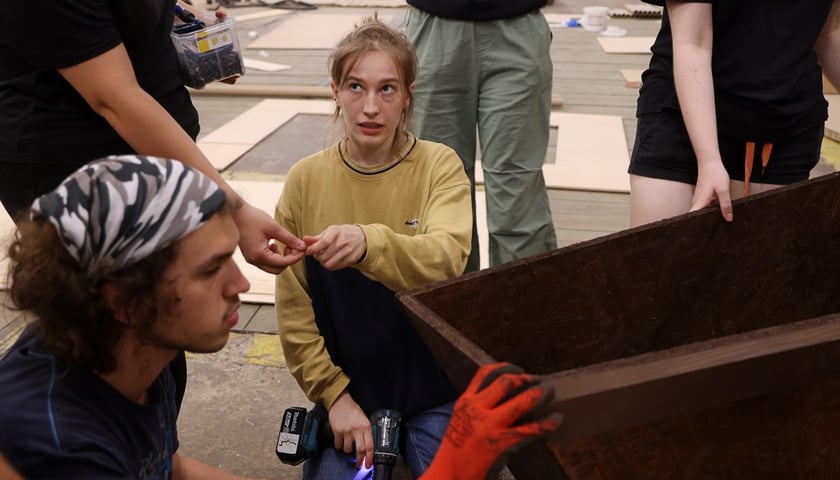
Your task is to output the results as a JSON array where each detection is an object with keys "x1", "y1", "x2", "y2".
[
  {"x1": 101, "y1": 283, "x2": 130, "y2": 325},
  {"x1": 331, "y1": 80, "x2": 340, "y2": 106},
  {"x1": 406, "y1": 82, "x2": 415, "y2": 108}
]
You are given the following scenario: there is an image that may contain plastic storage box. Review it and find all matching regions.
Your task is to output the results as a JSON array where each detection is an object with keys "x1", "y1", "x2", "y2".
[{"x1": 171, "y1": 17, "x2": 244, "y2": 90}]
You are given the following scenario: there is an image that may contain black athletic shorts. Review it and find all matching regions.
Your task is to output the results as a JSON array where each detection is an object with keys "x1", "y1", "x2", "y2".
[{"x1": 628, "y1": 109, "x2": 823, "y2": 185}]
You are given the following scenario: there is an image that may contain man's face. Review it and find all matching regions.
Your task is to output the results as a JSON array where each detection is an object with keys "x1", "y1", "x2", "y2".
[{"x1": 150, "y1": 211, "x2": 250, "y2": 354}]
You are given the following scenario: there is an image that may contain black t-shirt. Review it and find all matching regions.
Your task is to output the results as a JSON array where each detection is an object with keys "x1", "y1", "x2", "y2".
[
  {"x1": 407, "y1": 0, "x2": 547, "y2": 21},
  {"x1": 637, "y1": 1, "x2": 832, "y2": 142},
  {"x1": 0, "y1": 0, "x2": 200, "y2": 166},
  {"x1": 305, "y1": 257, "x2": 458, "y2": 417}
]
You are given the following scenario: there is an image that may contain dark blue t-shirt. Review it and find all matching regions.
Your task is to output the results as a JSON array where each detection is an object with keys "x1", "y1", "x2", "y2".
[{"x1": 0, "y1": 327, "x2": 179, "y2": 479}]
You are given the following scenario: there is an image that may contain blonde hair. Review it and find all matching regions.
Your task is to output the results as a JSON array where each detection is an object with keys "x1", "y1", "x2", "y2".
[{"x1": 328, "y1": 17, "x2": 418, "y2": 156}]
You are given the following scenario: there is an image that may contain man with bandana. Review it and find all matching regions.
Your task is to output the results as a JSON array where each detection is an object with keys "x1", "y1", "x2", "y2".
[
  {"x1": 0, "y1": 155, "x2": 560, "y2": 479},
  {"x1": 0, "y1": 155, "x2": 256, "y2": 479}
]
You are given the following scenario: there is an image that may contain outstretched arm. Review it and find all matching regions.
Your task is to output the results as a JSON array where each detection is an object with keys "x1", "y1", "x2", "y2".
[
  {"x1": 58, "y1": 45, "x2": 305, "y2": 273},
  {"x1": 0, "y1": 454, "x2": 21, "y2": 480},
  {"x1": 420, "y1": 363, "x2": 563, "y2": 480},
  {"x1": 668, "y1": 1, "x2": 733, "y2": 221},
  {"x1": 816, "y1": 0, "x2": 840, "y2": 89}
]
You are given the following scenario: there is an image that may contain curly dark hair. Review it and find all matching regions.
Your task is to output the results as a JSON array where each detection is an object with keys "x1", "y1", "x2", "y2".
[{"x1": 6, "y1": 216, "x2": 177, "y2": 373}]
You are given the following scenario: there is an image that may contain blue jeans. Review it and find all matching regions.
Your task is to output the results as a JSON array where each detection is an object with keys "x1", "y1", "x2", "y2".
[{"x1": 303, "y1": 401, "x2": 454, "y2": 480}]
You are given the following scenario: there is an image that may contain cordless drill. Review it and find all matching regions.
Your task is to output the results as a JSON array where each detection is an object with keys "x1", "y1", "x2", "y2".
[
  {"x1": 276, "y1": 407, "x2": 402, "y2": 480},
  {"x1": 370, "y1": 409, "x2": 401, "y2": 480}
]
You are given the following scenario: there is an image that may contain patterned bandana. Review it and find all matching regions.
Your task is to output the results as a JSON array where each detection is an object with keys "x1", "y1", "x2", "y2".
[{"x1": 31, "y1": 155, "x2": 226, "y2": 275}]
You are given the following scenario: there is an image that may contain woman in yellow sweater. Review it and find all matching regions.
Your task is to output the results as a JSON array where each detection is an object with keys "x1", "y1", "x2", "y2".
[{"x1": 274, "y1": 17, "x2": 472, "y2": 479}]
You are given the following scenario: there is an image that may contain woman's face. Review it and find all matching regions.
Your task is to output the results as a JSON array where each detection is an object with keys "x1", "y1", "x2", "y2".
[{"x1": 332, "y1": 50, "x2": 411, "y2": 166}]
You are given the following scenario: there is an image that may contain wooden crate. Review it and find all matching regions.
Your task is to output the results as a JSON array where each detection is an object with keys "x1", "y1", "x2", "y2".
[{"x1": 398, "y1": 173, "x2": 840, "y2": 479}]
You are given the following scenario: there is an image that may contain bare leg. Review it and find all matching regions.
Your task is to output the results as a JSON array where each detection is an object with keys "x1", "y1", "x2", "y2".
[
  {"x1": 729, "y1": 181, "x2": 782, "y2": 201},
  {"x1": 630, "y1": 174, "x2": 695, "y2": 227}
]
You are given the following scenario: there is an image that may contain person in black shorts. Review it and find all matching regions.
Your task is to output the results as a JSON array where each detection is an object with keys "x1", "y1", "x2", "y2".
[{"x1": 628, "y1": 1, "x2": 840, "y2": 226}]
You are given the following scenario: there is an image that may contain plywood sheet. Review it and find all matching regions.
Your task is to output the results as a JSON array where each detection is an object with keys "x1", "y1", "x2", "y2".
[
  {"x1": 307, "y1": 0, "x2": 405, "y2": 5},
  {"x1": 0, "y1": 206, "x2": 13, "y2": 290},
  {"x1": 476, "y1": 112, "x2": 630, "y2": 193},
  {"x1": 198, "y1": 99, "x2": 333, "y2": 170},
  {"x1": 229, "y1": 180, "x2": 285, "y2": 304},
  {"x1": 243, "y1": 58, "x2": 291, "y2": 72},
  {"x1": 826, "y1": 94, "x2": 840, "y2": 142},
  {"x1": 543, "y1": 13, "x2": 577, "y2": 27},
  {"x1": 247, "y1": 13, "x2": 393, "y2": 50},
  {"x1": 233, "y1": 10, "x2": 292, "y2": 23},
  {"x1": 620, "y1": 68, "x2": 643, "y2": 88},
  {"x1": 597, "y1": 36, "x2": 655, "y2": 54}
]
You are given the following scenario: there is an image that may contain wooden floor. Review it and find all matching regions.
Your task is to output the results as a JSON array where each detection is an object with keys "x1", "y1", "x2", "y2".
[
  {"x1": 4, "y1": 1, "x2": 836, "y2": 336},
  {"x1": 181, "y1": 1, "x2": 666, "y2": 331},
  {"x1": 189, "y1": 0, "x2": 664, "y2": 250},
  {"x1": 187, "y1": 1, "x2": 840, "y2": 333}
]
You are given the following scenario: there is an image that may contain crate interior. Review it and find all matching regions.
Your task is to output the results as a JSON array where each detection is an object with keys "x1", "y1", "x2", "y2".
[{"x1": 406, "y1": 174, "x2": 840, "y2": 376}]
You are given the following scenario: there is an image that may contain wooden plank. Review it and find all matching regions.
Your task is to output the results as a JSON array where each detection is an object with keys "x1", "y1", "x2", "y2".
[{"x1": 545, "y1": 314, "x2": 840, "y2": 443}]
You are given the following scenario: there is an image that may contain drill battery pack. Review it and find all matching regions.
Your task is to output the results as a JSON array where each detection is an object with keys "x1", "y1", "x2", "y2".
[{"x1": 275, "y1": 406, "x2": 325, "y2": 465}]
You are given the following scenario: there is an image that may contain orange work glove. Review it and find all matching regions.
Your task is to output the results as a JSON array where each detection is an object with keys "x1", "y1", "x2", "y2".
[{"x1": 421, "y1": 362, "x2": 563, "y2": 480}]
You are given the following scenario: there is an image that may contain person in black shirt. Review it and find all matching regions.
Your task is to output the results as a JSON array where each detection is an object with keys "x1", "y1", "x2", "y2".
[
  {"x1": 0, "y1": 0, "x2": 306, "y2": 410},
  {"x1": 629, "y1": 1, "x2": 840, "y2": 226}
]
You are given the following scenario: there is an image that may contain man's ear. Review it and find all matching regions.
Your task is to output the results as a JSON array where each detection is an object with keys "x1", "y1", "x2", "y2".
[{"x1": 101, "y1": 283, "x2": 130, "y2": 325}]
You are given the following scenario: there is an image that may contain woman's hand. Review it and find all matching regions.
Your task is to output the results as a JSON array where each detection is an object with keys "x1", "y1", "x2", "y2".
[
  {"x1": 690, "y1": 160, "x2": 733, "y2": 221},
  {"x1": 303, "y1": 225, "x2": 367, "y2": 270},
  {"x1": 328, "y1": 391, "x2": 374, "y2": 469}
]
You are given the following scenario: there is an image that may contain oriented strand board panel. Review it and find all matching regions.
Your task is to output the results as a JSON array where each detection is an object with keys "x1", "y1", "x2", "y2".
[
  {"x1": 476, "y1": 112, "x2": 630, "y2": 193},
  {"x1": 247, "y1": 13, "x2": 393, "y2": 50},
  {"x1": 597, "y1": 36, "x2": 655, "y2": 54}
]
